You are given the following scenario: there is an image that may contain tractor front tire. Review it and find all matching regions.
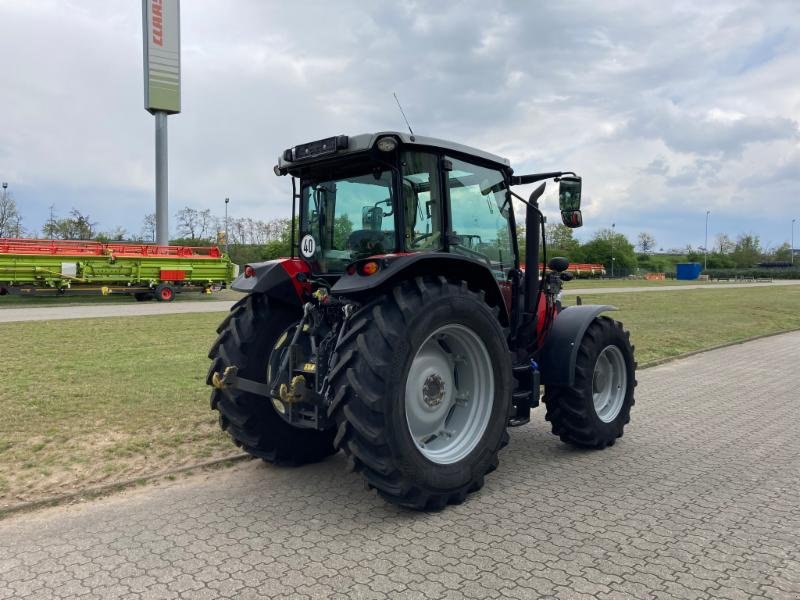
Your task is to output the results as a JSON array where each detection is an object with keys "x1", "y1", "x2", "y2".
[
  {"x1": 207, "y1": 294, "x2": 338, "y2": 465},
  {"x1": 328, "y1": 277, "x2": 512, "y2": 510},
  {"x1": 543, "y1": 316, "x2": 636, "y2": 448}
]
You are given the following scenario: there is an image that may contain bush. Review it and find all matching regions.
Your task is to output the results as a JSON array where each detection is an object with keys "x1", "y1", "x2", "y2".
[{"x1": 704, "y1": 267, "x2": 800, "y2": 280}]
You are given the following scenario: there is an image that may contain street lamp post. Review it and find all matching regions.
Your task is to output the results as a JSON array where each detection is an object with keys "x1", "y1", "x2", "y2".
[
  {"x1": 1, "y1": 183, "x2": 8, "y2": 237},
  {"x1": 224, "y1": 197, "x2": 230, "y2": 255},
  {"x1": 611, "y1": 222, "x2": 616, "y2": 278},
  {"x1": 704, "y1": 210, "x2": 710, "y2": 270},
  {"x1": 792, "y1": 218, "x2": 796, "y2": 266}
]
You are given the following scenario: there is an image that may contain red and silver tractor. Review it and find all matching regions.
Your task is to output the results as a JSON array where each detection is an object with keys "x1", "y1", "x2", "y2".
[{"x1": 208, "y1": 132, "x2": 636, "y2": 510}]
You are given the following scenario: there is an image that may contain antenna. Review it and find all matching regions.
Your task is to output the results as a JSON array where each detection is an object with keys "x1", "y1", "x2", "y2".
[{"x1": 393, "y1": 92, "x2": 415, "y2": 138}]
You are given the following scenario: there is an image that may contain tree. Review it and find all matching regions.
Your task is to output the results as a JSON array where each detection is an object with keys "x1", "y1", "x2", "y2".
[
  {"x1": 332, "y1": 214, "x2": 353, "y2": 249},
  {"x1": 96, "y1": 227, "x2": 127, "y2": 242},
  {"x1": 141, "y1": 213, "x2": 156, "y2": 242},
  {"x1": 580, "y1": 229, "x2": 637, "y2": 273},
  {"x1": 42, "y1": 209, "x2": 96, "y2": 240},
  {"x1": 198, "y1": 209, "x2": 217, "y2": 240},
  {"x1": 0, "y1": 188, "x2": 22, "y2": 237},
  {"x1": 772, "y1": 242, "x2": 792, "y2": 262},
  {"x1": 715, "y1": 233, "x2": 735, "y2": 254},
  {"x1": 545, "y1": 223, "x2": 580, "y2": 258},
  {"x1": 637, "y1": 232, "x2": 656, "y2": 254},
  {"x1": 731, "y1": 234, "x2": 762, "y2": 268},
  {"x1": 175, "y1": 207, "x2": 200, "y2": 240}
]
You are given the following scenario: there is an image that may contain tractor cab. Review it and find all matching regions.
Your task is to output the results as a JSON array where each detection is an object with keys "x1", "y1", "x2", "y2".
[{"x1": 278, "y1": 132, "x2": 519, "y2": 282}]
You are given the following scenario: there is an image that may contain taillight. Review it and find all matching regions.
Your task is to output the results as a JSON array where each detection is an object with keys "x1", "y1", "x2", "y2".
[
  {"x1": 360, "y1": 261, "x2": 380, "y2": 276},
  {"x1": 244, "y1": 265, "x2": 256, "y2": 278}
]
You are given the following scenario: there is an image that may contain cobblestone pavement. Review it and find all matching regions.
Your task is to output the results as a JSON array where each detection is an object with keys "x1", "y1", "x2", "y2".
[{"x1": 1, "y1": 332, "x2": 799, "y2": 599}]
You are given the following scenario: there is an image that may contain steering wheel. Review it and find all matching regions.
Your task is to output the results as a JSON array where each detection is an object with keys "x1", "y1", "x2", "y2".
[{"x1": 452, "y1": 242, "x2": 492, "y2": 265}]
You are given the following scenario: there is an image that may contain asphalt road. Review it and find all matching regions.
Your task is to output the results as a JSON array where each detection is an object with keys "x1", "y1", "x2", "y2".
[
  {"x1": 1, "y1": 280, "x2": 799, "y2": 323},
  {"x1": 0, "y1": 300, "x2": 234, "y2": 323},
  {"x1": 1, "y1": 331, "x2": 798, "y2": 599},
  {"x1": 563, "y1": 279, "x2": 800, "y2": 295}
]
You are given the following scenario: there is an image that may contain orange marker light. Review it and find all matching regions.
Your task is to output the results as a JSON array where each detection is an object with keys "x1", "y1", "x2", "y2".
[{"x1": 360, "y1": 261, "x2": 380, "y2": 276}]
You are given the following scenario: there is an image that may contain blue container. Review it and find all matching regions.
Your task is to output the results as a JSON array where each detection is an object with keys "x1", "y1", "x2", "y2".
[{"x1": 676, "y1": 262, "x2": 702, "y2": 280}]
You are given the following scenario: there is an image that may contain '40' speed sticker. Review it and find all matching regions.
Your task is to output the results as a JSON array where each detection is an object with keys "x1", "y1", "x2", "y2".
[{"x1": 300, "y1": 234, "x2": 316, "y2": 258}]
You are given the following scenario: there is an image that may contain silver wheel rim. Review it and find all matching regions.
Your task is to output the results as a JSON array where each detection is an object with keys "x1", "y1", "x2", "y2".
[
  {"x1": 592, "y1": 345, "x2": 627, "y2": 423},
  {"x1": 404, "y1": 324, "x2": 494, "y2": 465}
]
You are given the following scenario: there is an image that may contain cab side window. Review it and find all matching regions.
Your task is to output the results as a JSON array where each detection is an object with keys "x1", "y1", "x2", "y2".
[
  {"x1": 401, "y1": 152, "x2": 442, "y2": 251},
  {"x1": 446, "y1": 157, "x2": 514, "y2": 280}
]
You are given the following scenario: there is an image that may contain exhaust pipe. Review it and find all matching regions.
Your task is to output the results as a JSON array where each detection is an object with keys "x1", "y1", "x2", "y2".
[{"x1": 523, "y1": 183, "x2": 546, "y2": 316}]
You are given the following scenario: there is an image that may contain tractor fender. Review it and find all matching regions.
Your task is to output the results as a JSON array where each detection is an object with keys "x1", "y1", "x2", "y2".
[
  {"x1": 538, "y1": 304, "x2": 618, "y2": 386},
  {"x1": 331, "y1": 253, "x2": 510, "y2": 324},
  {"x1": 231, "y1": 258, "x2": 310, "y2": 306}
]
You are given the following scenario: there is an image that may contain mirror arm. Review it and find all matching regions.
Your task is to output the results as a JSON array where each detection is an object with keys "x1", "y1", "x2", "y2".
[{"x1": 511, "y1": 171, "x2": 575, "y2": 186}]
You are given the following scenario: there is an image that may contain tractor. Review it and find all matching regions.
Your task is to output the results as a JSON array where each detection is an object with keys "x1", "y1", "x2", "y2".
[{"x1": 208, "y1": 132, "x2": 636, "y2": 510}]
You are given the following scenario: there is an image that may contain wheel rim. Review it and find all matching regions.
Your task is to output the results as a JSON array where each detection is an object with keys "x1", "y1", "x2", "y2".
[
  {"x1": 161, "y1": 288, "x2": 172, "y2": 300},
  {"x1": 592, "y1": 345, "x2": 627, "y2": 423},
  {"x1": 404, "y1": 324, "x2": 494, "y2": 465}
]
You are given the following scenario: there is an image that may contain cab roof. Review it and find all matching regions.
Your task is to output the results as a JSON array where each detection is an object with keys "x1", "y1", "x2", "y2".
[{"x1": 277, "y1": 131, "x2": 512, "y2": 173}]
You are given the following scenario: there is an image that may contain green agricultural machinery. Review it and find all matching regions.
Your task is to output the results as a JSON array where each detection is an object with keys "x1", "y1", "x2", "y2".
[{"x1": 0, "y1": 238, "x2": 237, "y2": 300}]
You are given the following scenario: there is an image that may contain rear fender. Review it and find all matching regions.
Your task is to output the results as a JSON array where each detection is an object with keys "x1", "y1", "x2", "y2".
[
  {"x1": 231, "y1": 258, "x2": 311, "y2": 307},
  {"x1": 331, "y1": 253, "x2": 510, "y2": 324},
  {"x1": 538, "y1": 304, "x2": 617, "y2": 386}
]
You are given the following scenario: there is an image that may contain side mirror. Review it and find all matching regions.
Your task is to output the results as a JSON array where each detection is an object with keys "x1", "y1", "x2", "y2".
[
  {"x1": 362, "y1": 206, "x2": 384, "y2": 230},
  {"x1": 561, "y1": 210, "x2": 583, "y2": 228},
  {"x1": 559, "y1": 176, "x2": 583, "y2": 228}
]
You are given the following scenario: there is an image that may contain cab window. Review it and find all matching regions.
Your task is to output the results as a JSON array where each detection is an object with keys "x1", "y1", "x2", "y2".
[
  {"x1": 445, "y1": 157, "x2": 514, "y2": 280},
  {"x1": 401, "y1": 151, "x2": 442, "y2": 251}
]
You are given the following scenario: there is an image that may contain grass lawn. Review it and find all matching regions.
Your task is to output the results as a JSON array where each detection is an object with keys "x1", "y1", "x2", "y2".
[
  {"x1": 0, "y1": 312, "x2": 232, "y2": 508},
  {"x1": 574, "y1": 285, "x2": 800, "y2": 363},
  {"x1": 1, "y1": 285, "x2": 799, "y2": 510}
]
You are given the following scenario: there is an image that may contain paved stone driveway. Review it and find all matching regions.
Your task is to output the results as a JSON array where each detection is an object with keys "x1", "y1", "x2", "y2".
[{"x1": 1, "y1": 332, "x2": 798, "y2": 599}]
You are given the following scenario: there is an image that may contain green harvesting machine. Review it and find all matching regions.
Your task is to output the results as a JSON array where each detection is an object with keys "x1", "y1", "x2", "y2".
[{"x1": 0, "y1": 238, "x2": 238, "y2": 301}]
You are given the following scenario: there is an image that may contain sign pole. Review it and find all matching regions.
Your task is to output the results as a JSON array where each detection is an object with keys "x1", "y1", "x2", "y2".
[
  {"x1": 143, "y1": 0, "x2": 180, "y2": 247},
  {"x1": 155, "y1": 111, "x2": 169, "y2": 246}
]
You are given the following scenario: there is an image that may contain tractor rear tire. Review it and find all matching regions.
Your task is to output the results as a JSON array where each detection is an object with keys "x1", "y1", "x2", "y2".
[
  {"x1": 328, "y1": 277, "x2": 512, "y2": 510},
  {"x1": 207, "y1": 294, "x2": 338, "y2": 465},
  {"x1": 543, "y1": 316, "x2": 636, "y2": 448}
]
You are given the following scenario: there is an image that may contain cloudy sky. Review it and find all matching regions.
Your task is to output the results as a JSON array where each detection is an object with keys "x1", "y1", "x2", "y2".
[{"x1": 1, "y1": 0, "x2": 799, "y2": 250}]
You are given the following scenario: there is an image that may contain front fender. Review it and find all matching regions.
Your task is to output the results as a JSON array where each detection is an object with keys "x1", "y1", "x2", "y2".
[{"x1": 538, "y1": 304, "x2": 617, "y2": 386}]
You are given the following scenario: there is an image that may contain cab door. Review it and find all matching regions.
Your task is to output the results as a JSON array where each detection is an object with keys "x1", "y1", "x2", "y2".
[{"x1": 444, "y1": 157, "x2": 515, "y2": 282}]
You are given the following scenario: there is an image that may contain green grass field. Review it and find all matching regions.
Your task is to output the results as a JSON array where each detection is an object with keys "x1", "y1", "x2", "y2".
[{"x1": 2, "y1": 285, "x2": 799, "y2": 510}]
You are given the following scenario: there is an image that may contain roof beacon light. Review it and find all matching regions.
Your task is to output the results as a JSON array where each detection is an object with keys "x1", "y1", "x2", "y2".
[{"x1": 376, "y1": 136, "x2": 398, "y2": 152}]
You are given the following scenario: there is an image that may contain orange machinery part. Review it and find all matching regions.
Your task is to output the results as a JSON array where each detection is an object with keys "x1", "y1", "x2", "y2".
[{"x1": 0, "y1": 238, "x2": 222, "y2": 259}]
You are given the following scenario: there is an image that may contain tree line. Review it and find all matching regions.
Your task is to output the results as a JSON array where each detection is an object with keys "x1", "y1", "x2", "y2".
[
  {"x1": 529, "y1": 224, "x2": 794, "y2": 275},
  {"x1": 0, "y1": 189, "x2": 792, "y2": 270}
]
